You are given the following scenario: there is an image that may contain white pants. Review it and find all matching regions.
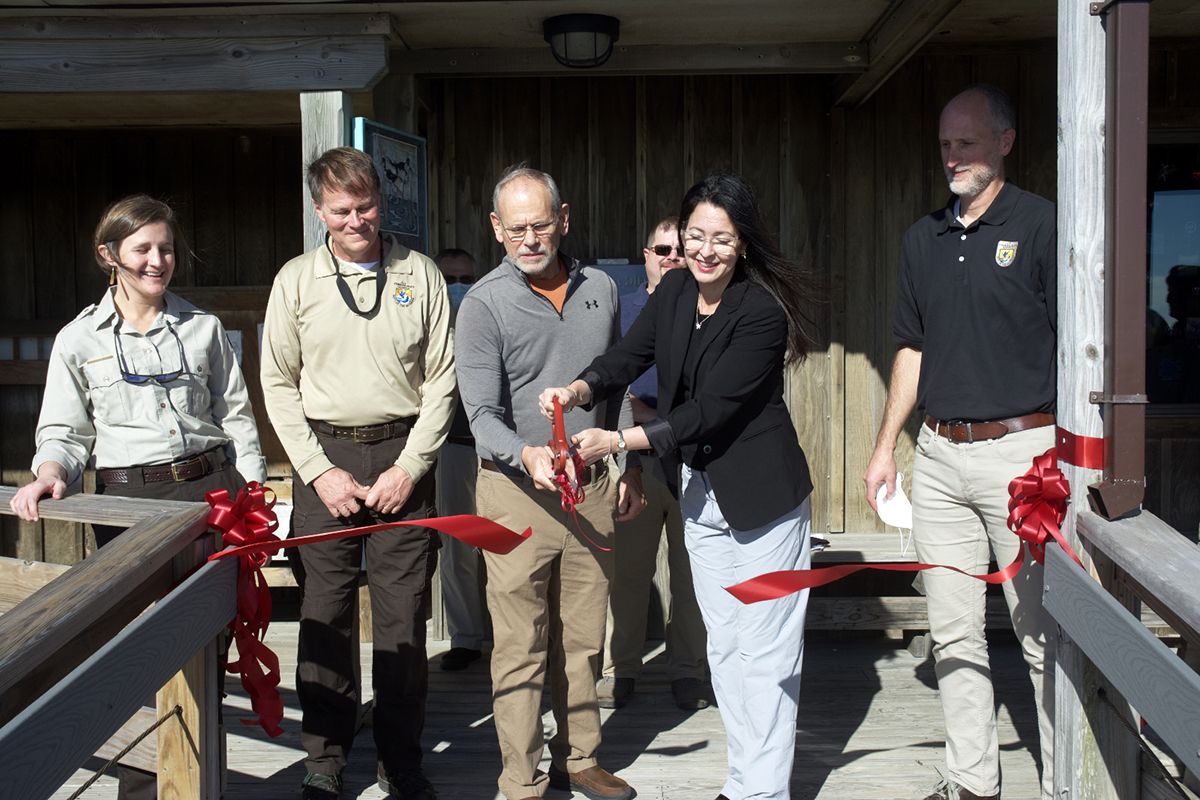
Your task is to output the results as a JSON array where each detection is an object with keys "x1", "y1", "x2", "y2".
[
  {"x1": 912, "y1": 423, "x2": 1056, "y2": 799},
  {"x1": 437, "y1": 442, "x2": 486, "y2": 650},
  {"x1": 681, "y1": 464, "x2": 811, "y2": 800}
]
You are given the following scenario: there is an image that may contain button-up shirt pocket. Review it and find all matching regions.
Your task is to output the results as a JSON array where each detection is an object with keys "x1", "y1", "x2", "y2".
[
  {"x1": 81, "y1": 356, "x2": 130, "y2": 425},
  {"x1": 178, "y1": 348, "x2": 212, "y2": 420}
]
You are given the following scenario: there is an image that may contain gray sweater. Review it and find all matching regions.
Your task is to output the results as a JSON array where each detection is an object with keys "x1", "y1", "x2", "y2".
[{"x1": 455, "y1": 254, "x2": 633, "y2": 475}]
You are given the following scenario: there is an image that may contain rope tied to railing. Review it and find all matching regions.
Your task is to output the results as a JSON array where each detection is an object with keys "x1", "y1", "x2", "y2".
[{"x1": 67, "y1": 705, "x2": 183, "y2": 800}]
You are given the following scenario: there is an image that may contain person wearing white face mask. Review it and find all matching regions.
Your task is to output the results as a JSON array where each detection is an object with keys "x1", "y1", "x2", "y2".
[{"x1": 431, "y1": 248, "x2": 487, "y2": 672}]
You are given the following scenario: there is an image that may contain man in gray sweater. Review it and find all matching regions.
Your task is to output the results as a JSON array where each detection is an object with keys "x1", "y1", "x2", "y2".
[{"x1": 455, "y1": 165, "x2": 644, "y2": 800}]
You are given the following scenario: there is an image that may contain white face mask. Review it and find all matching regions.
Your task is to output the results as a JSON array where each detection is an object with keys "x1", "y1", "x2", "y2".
[{"x1": 447, "y1": 282, "x2": 470, "y2": 310}]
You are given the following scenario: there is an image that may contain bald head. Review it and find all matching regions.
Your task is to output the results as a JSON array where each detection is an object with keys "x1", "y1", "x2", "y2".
[{"x1": 939, "y1": 86, "x2": 1015, "y2": 201}]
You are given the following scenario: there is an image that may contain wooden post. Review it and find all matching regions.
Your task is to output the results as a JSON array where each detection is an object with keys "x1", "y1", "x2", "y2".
[
  {"x1": 301, "y1": 91, "x2": 353, "y2": 253},
  {"x1": 157, "y1": 531, "x2": 222, "y2": 799},
  {"x1": 1056, "y1": 2, "x2": 1140, "y2": 798}
]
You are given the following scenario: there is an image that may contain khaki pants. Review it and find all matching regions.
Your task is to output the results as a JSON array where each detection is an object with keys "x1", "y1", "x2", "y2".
[
  {"x1": 912, "y1": 423, "x2": 1056, "y2": 799},
  {"x1": 603, "y1": 462, "x2": 706, "y2": 681},
  {"x1": 477, "y1": 465, "x2": 616, "y2": 800}
]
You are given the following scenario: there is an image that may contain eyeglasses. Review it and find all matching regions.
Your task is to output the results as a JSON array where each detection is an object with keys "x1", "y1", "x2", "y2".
[
  {"x1": 650, "y1": 244, "x2": 685, "y2": 258},
  {"x1": 442, "y1": 274, "x2": 477, "y2": 285},
  {"x1": 502, "y1": 219, "x2": 559, "y2": 242},
  {"x1": 682, "y1": 232, "x2": 741, "y2": 257},
  {"x1": 115, "y1": 321, "x2": 185, "y2": 385}
]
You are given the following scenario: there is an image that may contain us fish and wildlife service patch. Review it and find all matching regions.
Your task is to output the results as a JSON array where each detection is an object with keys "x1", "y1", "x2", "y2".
[
  {"x1": 394, "y1": 284, "x2": 414, "y2": 307},
  {"x1": 995, "y1": 240, "x2": 1018, "y2": 267}
]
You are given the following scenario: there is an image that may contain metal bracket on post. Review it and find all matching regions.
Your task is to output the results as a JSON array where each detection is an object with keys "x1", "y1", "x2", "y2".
[
  {"x1": 1088, "y1": 391, "x2": 1148, "y2": 405},
  {"x1": 1090, "y1": 0, "x2": 1119, "y2": 15}
]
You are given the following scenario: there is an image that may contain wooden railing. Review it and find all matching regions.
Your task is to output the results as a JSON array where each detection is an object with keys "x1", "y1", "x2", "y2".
[
  {"x1": 0, "y1": 487, "x2": 232, "y2": 800},
  {"x1": 1044, "y1": 509, "x2": 1200, "y2": 797}
]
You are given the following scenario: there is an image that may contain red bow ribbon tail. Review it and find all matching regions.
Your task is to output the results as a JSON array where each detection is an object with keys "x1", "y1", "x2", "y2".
[
  {"x1": 725, "y1": 547, "x2": 1026, "y2": 605},
  {"x1": 206, "y1": 482, "x2": 286, "y2": 737}
]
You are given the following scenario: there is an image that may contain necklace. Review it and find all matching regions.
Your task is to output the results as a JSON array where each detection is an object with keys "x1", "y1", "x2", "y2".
[{"x1": 695, "y1": 298, "x2": 717, "y2": 330}]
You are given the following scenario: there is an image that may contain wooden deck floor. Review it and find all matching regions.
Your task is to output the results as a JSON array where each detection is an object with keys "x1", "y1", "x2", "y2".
[{"x1": 53, "y1": 623, "x2": 1043, "y2": 800}]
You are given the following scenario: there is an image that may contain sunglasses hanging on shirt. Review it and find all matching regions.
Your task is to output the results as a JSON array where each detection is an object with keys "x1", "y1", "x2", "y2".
[
  {"x1": 115, "y1": 319, "x2": 186, "y2": 385},
  {"x1": 328, "y1": 234, "x2": 388, "y2": 317}
]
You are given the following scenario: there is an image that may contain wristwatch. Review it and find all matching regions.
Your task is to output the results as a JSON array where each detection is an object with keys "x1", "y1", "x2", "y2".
[{"x1": 616, "y1": 430, "x2": 628, "y2": 453}]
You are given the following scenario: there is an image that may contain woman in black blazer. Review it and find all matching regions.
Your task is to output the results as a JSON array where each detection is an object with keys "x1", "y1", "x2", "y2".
[{"x1": 541, "y1": 173, "x2": 821, "y2": 800}]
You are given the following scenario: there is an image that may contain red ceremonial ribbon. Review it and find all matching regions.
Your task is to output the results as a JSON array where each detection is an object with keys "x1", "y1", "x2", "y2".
[
  {"x1": 548, "y1": 397, "x2": 610, "y2": 551},
  {"x1": 204, "y1": 482, "x2": 532, "y2": 737},
  {"x1": 726, "y1": 447, "x2": 1081, "y2": 605},
  {"x1": 1056, "y1": 425, "x2": 1104, "y2": 469}
]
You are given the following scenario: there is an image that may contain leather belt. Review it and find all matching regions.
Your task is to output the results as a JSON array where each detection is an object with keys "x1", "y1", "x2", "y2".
[
  {"x1": 98, "y1": 447, "x2": 226, "y2": 485},
  {"x1": 309, "y1": 416, "x2": 417, "y2": 444},
  {"x1": 925, "y1": 413, "x2": 1055, "y2": 444},
  {"x1": 481, "y1": 459, "x2": 599, "y2": 483}
]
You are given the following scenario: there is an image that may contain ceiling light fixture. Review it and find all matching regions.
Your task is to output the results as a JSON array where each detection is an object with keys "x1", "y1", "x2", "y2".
[{"x1": 543, "y1": 13, "x2": 620, "y2": 69}]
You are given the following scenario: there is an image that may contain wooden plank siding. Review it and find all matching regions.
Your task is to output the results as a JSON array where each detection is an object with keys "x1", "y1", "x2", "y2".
[
  {"x1": 3, "y1": 44, "x2": 1199, "y2": 565},
  {"x1": 0, "y1": 128, "x2": 302, "y2": 561},
  {"x1": 422, "y1": 73, "x2": 838, "y2": 530}
]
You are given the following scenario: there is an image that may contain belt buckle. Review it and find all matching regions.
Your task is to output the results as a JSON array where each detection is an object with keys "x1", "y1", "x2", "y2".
[
  {"x1": 352, "y1": 427, "x2": 366, "y2": 443},
  {"x1": 947, "y1": 420, "x2": 973, "y2": 444},
  {"x1": 170, "y1": 461, "x2": 186, "y2": 481}
]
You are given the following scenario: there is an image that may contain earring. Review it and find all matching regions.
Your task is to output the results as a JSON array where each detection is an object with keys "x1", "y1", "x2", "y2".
[{"x1": 109, "y1": 267, "x2": 116, "y2": 286}]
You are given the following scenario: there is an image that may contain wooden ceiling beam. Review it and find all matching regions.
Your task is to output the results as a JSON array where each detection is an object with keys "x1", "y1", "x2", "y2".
[
  {"x1": 834, "y1": 0, "x2": 963, "y2": 108},
  {"x1": 0, "y1": 13, "x2": 395, "y2": 40},
  {"x1": 0, "y1": 35, "x2": 389, "y2": 93},
  {"x1": 388, "y1": 42, "x2": 867, "y2": 77}
]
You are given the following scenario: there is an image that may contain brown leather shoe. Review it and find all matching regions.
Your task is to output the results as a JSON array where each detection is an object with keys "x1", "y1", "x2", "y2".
[
  {"x1": 547, "y1": 765, "x2": 635, "y2": 800},
  {"x1": 921, "y1": 779, "x2": 997, "y2": 800}
]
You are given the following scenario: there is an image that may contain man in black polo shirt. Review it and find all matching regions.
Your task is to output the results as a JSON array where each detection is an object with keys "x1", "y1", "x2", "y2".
[{"x1": 863, "y1": 84, "x2": 1057, "y2": 800}]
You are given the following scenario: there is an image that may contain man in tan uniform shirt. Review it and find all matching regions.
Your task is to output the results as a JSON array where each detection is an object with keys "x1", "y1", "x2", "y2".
[{"x1": 261, "y1": 147, "x2": 455, "y2": 800}]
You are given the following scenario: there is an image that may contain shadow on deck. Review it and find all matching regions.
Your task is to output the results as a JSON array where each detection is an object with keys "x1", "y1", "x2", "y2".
[{"x1": 53, "y1": 624, "x2": 1042, "y2": 800}]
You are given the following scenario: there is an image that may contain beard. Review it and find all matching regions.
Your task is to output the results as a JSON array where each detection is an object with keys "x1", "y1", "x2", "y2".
[
  {"x1": 946, "y1": 154, "x2": 1001, "y2": 198},
  {"x1": 513, "y1": 247, "x2": 558, "y2": 278}
]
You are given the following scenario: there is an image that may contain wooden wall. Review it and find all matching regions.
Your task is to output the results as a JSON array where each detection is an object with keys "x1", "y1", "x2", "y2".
[
  {"x1": 838, "y1": 47, "x2": 1059, "y2": 534},
  {"x1": 3, "y1": 42, "x2": 1198, "y2": 562},
  {"x1": 0, "y1": 128, "x2": 302, "y2": 561},
  {"x1": 419, "y1": 73, "x2": 837, "y2": 529}
]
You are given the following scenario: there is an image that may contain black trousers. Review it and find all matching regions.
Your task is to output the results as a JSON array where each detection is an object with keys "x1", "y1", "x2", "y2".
[
  {"x1": 291, "y1": 430, "x2": 437, "y2": 778},
  {"x1": 96, "y1": 458, "x2": 245, "y2": 800}
]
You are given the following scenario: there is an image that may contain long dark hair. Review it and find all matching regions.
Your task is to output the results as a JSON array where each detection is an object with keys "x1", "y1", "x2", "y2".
[{"x1": 679, "y1": 173, "x2": 822, "y2": 365}]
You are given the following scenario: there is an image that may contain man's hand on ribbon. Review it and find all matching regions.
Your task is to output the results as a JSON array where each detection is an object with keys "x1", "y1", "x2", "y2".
[
  {"x1": 522, "y1": 444, "x2": 560, "y2": 492},
  {"x1": 312, "y1": 466, "x2": 370, "y2": 518}
]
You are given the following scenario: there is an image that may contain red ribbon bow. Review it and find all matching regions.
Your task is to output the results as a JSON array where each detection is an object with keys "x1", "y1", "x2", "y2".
[
  {"x1": 205, "y1": 483, "x2": 533, "y2": 738},
  {"x1": 204, "y1": 482, "x2": 285, "y2": 737},
  {"x1": 1006, "y1": 447, "x2": 1081, "y2": 567}
]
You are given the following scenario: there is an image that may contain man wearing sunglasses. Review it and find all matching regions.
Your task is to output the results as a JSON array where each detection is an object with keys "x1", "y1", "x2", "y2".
[
  {"x1": 431, "y1": 248, "x2": 488, "y2": 673},
  {"x1": 596, "y1": 216, "x2": 710, "y2": 712},
  {"x1": 261, "y1": 147, "x2": 456, "y2": 800}
]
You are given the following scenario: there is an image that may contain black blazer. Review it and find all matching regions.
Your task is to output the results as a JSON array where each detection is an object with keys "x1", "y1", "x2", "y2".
[{"x1": 579, "y1": 268, "x2": 812, "y2": 530}]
